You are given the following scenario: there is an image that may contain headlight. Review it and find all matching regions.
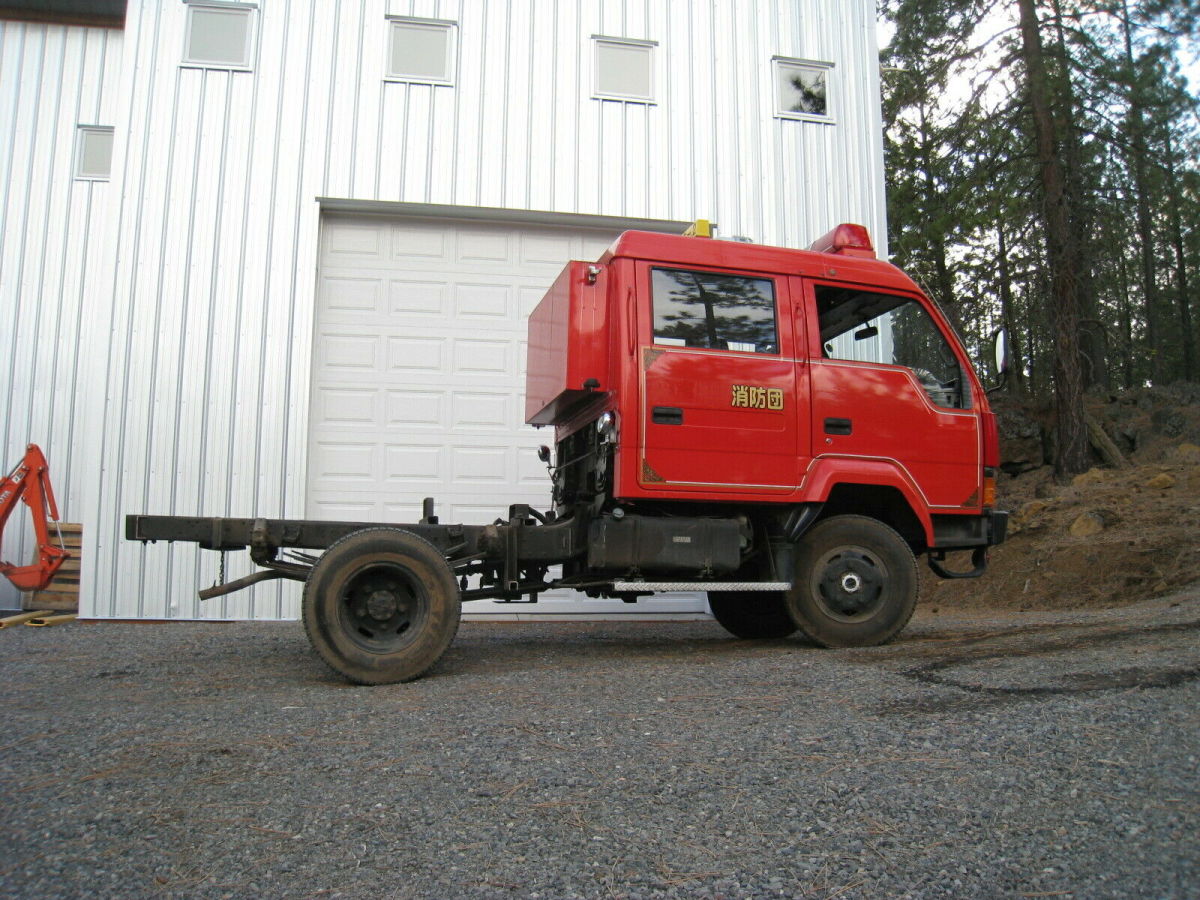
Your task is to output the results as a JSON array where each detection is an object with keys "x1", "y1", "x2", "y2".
[{"x1": 596, "y1": 411, "x2": 617, "y2": 442}]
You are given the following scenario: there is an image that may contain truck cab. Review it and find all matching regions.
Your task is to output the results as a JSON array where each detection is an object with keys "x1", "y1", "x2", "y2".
[{"x1": 526, "y1": 224, "x2": 1007, "y2": 645}]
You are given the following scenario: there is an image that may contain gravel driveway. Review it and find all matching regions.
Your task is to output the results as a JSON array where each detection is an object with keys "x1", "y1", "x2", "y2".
[{"x1": 2, "y1": 591, "x2": 1198, "y2": 899}]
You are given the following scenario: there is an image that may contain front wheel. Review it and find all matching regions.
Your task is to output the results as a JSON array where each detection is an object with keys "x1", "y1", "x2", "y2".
[
  {"x1": 302, "y1": 528, "x2": 461, "y2": 684},
  {"x1": 786, "y1": 515, "x2": 918, "y2": 648}
]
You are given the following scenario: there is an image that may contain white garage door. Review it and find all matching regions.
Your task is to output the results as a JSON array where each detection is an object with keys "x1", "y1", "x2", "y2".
[{"x1": 309, "y1": 213, "x2": 707, "y2": 619}]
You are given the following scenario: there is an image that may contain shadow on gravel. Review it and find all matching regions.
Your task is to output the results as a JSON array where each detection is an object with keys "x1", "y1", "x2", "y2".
[{"x1": 869, "y1": 619, "x2": 1200, "y2": 713}]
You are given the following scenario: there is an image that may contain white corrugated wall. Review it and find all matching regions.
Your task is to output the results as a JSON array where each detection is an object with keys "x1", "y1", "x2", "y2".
[
  {"x1": 0, "y1": 21, "x2": 122, "y2": 610},
  {"x1": 65, "y1": 0, "x2": 886, "y2": 619}
]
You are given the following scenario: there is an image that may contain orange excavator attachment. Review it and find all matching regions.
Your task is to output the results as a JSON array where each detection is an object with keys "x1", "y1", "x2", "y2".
[{"x1": 0, "y1": 444, "x2": 69, "y2": 592}]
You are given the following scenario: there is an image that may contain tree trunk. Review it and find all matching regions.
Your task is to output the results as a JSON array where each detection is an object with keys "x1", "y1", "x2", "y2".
[
  {"x1": 1165, "y1": 130, "x2": 1196, "y2": 381},
  {"x1": 919, "y1": 116, "x2": 964, "y2": 334},
  {"x1": 1016, "y1": 0, "x2": 1090, "y2": 475},
  {"x1": 1024, "y1": 281, "x2": 1039, "y2": 392},
  {"x1": 1051, "y1": 0, "x2": 1108, "y2": 391},
  {"x1": 1117, "y1": 249, "x2": 1135, "y2": 390},
  {"x1": 1121, "y1": 0, "x2": 1164, "y2": 384}
]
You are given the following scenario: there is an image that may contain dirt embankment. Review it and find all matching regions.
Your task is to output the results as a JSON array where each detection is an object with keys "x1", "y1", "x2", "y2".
[{"x1": 925, "y1": 384, "x2": 1200, "y2": 610}]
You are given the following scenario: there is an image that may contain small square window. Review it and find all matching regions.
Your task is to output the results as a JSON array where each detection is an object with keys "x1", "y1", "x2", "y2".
[
  {"x1": 183, "y1": 3, "x2": 254, "y2": 69},
  {"x1": 76, "y1": 126, "x2": 114, "y2": 180},
  {"x1": 593, "y1": 37, "x2": 655, "y2": 103},
  {"x1": 387, "y1": 18, "x2": 455, "y2": 84},
  {"x1": 774, "y1": 57, "x2": 833, "y2": 122}
]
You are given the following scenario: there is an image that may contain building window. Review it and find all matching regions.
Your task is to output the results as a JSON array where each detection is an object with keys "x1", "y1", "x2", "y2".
[
  {"x1": 183, "y1": 2, "x2": 255, "y2": 70},
  {"x1": 386, "y1": 18, "x2": 456, "y2": 84},
  {"x1": 652, "y1": 268, "x2": 778, "y2": 354},
  {"x1": 593, "y1": 36, "x2": 655, "y2": 103},
  {"x1": 774, "y1": 57, "x2": 833, "y2": 122},
  {"x1": 75, "y1": 126, "x2": 114, "y2": 180}
]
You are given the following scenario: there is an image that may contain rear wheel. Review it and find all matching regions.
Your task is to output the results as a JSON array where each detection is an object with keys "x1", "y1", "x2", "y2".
[
  {"x1": 707, "y1": 591, "x2": 797, "y2": 639},
  {"x1": 786, "y1": 515, "x2": 917, "y2": 648},
  {"x1": 302, "y1": 528, "x2": 461, "y2": 684}
]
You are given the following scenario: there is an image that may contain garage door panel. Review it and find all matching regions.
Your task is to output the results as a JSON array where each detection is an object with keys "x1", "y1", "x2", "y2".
[
  {"x1": 456, "y1": 228, "x2": 512, "y2": 263},
  {"x1": 320, "y1": 276, "x2": 383, "y2": 313},
  {"x1": 310, "y1": 213, "x2": 705, "y2": 618},
  {"x1": 450, "y1": 391, "x2": 510, "y2": 429},
  {"x1": 453, "y1": 282, "x2": 512, "y2": 319},
  {"x1": 326, "y1": 221, "x2": 385, "y2": 256},
  {"x1": 388, "y1": 279, "x2": 447, "y2": 316},
  {"x1": 313, "y1": 387, "x2": 379, "y2": 427},
  {"x1": 520, "y1": 232, "x2": 578, "y2": 265},
  {"x1": 391, "y1": 223, "x2": 448, "y2": 258},
  {"x1": 385, "y1": 390, "x2": 444, "y2": 428},
  {"x1": 450, "y1": 445, "x2": 509, "y2": 484},
  {"x1": 383, "y1": 444, "x2": 444, "y2": 483},
  {"x1": 451, "y1": 338, "x2": 511, "y2": 375},
  {"x1": 385, "y1": 336, "x2": 447, "y2": 373},
  {"x1": 309, "y1": 499, "x2": 380, "y2": 520},
  {"x1": 310, "y1": 441, "x2": 379, "y2": 483},
  {"x1": 319, "y1": 334, "x2": 381, "y2": 371}
]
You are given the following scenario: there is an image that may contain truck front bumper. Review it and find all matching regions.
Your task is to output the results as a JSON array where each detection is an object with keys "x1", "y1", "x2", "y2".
[{"x1": 925, "y1": 509, "x2": 1009, "y2": 580}]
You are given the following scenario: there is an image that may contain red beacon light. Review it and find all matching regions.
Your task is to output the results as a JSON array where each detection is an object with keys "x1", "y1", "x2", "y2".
[{"x1": 808, "y1": 223, "x2": 876, "y2": 259}]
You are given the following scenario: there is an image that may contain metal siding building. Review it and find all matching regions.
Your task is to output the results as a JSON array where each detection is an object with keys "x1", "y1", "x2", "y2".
[
  {"x1": 0, "y1": 0, "x2": 886, "y2": 619},
  {"x1": 0, "y1": 18, "x2": 123, "y2": 610}
]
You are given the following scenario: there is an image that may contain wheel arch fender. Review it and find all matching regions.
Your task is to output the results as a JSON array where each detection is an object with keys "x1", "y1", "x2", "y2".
[{"x1": 803, "y1": 458, "x2": 934, "y2": 548}]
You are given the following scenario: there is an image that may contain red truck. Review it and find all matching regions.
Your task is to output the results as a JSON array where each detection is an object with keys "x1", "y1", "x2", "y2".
[{"x1": 127, "y1": 223, "x2": 1007, "y2": 684}]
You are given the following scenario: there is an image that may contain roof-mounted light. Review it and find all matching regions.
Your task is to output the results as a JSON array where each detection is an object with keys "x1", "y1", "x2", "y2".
[
  {"x1": 808, "y1": 223, "x2": 876, "y2": 258},
  {"x1": 682, "y1": 219, "x2": 713, "y2": 238}
]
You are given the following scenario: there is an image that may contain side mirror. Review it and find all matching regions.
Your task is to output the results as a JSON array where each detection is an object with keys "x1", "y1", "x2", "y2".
[
  {"x1": 988, "y1": 327, "x2": 1010, "y2": 394},
  {"x1": 537, "y1": 445, "x2": 551, "y2": 464},
  {"x1": 991, "y1": 327, "x2": 1010, "y2": 376}
]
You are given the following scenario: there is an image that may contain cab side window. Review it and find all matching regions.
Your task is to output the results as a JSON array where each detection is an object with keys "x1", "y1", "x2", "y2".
[
  {"x1": 652, "y1": 268, "x2": 778, "y2": 354},
  {"x1": 815, "y1": 285, "x2": 969, "y2": 409}
]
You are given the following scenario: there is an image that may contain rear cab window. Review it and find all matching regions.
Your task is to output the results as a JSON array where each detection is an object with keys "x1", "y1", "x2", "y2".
[{"x1": 651, "y1": 267, "x2": 779, "y2": 354}]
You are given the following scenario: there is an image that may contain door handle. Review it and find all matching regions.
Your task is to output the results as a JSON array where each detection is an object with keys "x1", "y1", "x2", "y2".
[
  {"x1": 652, "y1": 406, "x2": 684, "y2": 425},
  {"x1": 824, "y1": 417, "x2": 852, "y2": 435}
]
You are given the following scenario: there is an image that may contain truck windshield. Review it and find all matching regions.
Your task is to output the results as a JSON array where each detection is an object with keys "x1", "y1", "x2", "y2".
[
  {"x1": 652, "y1": 267, "x2": 778, "y2": 354},
  {"x1": 816, "y1": 285, "x2": 970, "y2": 409}
]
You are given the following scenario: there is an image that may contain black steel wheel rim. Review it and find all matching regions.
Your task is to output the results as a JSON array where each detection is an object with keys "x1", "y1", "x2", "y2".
[
  {"x1": 336, "y1": 562, "x2": 429, "y2": 653},
  {"x1": 809, "y1": 545, "x2": 888, "y2": 622}
]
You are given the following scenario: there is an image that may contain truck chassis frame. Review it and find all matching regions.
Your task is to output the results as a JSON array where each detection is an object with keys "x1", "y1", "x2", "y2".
[{"x1": 126, "y1": 503, "x2": 791, "y2": 604}]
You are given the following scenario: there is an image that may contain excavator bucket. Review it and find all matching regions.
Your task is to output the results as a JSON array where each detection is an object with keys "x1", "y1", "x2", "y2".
[{"x1": 0, "y1": 444, "x2": 70, "y2": 592}]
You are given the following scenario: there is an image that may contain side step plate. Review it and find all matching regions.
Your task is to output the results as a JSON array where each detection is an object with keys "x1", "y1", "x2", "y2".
[{"x1": 612, "y1": 581, "x2": 791, "y2": 592}]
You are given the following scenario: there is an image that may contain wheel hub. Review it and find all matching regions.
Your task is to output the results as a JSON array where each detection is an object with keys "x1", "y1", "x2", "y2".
[
  {"x1": 815, "y1": 551, "x2": 884, "y2": 618},
  {"x1": 340, "y1": 565, "x2": 423, "y2": 651},
  {"x1": 366, "y1": 589, "x2": 399, "y2": 621}
]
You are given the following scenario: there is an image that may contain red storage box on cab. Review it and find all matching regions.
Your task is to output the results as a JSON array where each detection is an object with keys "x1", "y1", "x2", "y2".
[{"x1": 524, "y1": 260, "x2": 610, "y2": 426}]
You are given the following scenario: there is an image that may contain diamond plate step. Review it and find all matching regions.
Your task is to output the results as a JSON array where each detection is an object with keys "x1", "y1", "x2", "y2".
[{"x1": 611, "y1": 581, "x2": 791, "y2": 592}]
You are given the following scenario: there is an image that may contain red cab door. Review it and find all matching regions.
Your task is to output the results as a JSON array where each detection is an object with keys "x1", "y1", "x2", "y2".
[
  {"x1": 638, "y1": 263, "x2": 807, "y2": 495},
  {"x1": 805, "y1": 280, "x2": 982, "y2": 510}
]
